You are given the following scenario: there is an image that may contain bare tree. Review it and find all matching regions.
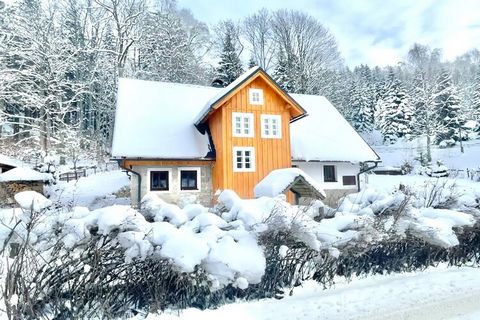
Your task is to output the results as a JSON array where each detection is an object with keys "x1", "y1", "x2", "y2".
[
  {"x1": 243, "y1": 8, "x2": 275, "y2": 71},
  {"x1": 94, "y1": 0, "x2": 146, "y2": 77},
  {"x1": 271, "y1": 9, "x2": 343, "y2": 94}
]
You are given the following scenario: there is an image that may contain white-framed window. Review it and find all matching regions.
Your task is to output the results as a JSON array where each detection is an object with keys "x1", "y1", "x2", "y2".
[
  {"x1": 249, "y1": 88, "x2": 264, "y2": 105},
  {"x1": 261, "y1": 114, "x2": 282, "y2": 138},
  {"x1": 148, "y1": 168, "x2": 172, "y2": 192},
  {"x1": 232, "y1": 112, "x2": 254, "y2": 137},
  {"x1": 179, "y1": 167, "x2": 201, "y2": 192},
  {"x1": 233, "y1": 147, "x2": 255, "y2": 172}
]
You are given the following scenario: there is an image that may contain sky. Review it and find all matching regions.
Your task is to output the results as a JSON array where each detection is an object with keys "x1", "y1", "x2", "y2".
[{"x1": 177, "y1": 0, "x2": 480, "y2": 68}]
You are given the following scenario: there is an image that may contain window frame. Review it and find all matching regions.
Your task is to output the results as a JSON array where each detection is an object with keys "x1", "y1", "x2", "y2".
[
  {"x1": 232, "y1": 147, "x2": 256, "y2": 172},
  {"x1": 323, "y1": 165, "x2": 337, "y2": 183},
  {"x1": 232, "y1": 112, "x2": 254, "y2": 138},
  {"x1": 179, "y1": 167, "x2": 201, "y2": 192},
  {"x1": 342, "y1": 175, "x2": 357, "y2": 186},
  {"x1": 249, "y1": 88, "x2": 264, "y2": 105},
  {"x1": 148, "y1": 169, "x2": 172, "y2": 192},
  {"x1": 261, "y1": 114, "x2": 282, "y2": 139}
]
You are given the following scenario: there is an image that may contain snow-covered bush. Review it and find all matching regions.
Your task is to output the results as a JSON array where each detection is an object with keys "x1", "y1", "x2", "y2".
[{"x1": 3, "y1": 186, "x2": 480, "y2": 318}]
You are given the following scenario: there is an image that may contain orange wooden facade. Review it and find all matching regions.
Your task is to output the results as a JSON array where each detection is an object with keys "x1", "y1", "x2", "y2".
[{"x1": 207, "y1": 74, "x2": 304, "y2": 199}]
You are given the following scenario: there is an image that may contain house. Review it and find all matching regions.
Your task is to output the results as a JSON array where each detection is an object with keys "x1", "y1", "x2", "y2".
[
  {"x1": 0, "y1": 153, "x2": 27, "y2": 174},
  {"x1": 0, "y1": 167, "x2": 52, "y2": 206},
  {"x1": 111, "y1": 67, "x2": 380, "y2": 207}
]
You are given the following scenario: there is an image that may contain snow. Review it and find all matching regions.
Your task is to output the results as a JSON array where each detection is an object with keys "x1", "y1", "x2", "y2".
[
  {"x1": 0, "y1": 154, "x2": 28, "y2": 169},
  {"x1": 50, "y1": 170, "x2": 130, "y2": 209},
  {"x1": 112, "y1": 78, "x2": 218, "y2": 159},
  {"x1": 144, "y1": 266, "x2": 480, "y2": 320},
  {"x1": 290, "y1": 94, "x2": 380, "y2": 162},
  {"x1": 14, "y1": 191, "x2": 52, "y2": 212},
  {"x1": 254, "y1": 167, "x2": 326, "y2": 198},
  {"x1": 0, "y1": 167, "x2": 51, "y2": 182},
  {"x1": 112, "y1": 71, "x2": 377, "y2": 163}
]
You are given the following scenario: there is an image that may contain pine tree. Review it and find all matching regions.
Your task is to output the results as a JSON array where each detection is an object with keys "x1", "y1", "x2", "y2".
[
  {"x1": 248, "y1": 56, "x2": 257, "y2": 68},
  {"x1": 377, "y1": 78, "x2": 412, "y2": 143},
  {"x1": 273, "y1": 48, "x2": 294, "y2": 92},
  {"x1": 434, "y1": 69, "x2": 462, "y2": 144},
  {"x1": 215, "y1": 23, "x2": 244, "y2": 87},
  {"x1": 472, "y1": 68, "x2": 480, "y2": 122}
]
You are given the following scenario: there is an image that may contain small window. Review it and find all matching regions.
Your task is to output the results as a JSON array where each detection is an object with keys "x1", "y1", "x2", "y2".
[
  {"x1": 249, "y1": 89, "x2": 264, "y2": 105},
  {"x1": 261, "y1": 114, "x2": 282, "y2": 138},
  {"x1": 150, "y1": 171, "x2": 169, "y2": 191},
  {"x1": 233, "y1": 147, "x2": 255, "y2": 172},
  {"x1": 342, "y1": 175, "x2": 357, "y2": 186},
  {"x1": 323, "y1": 165, "x2": 336, "y2": 182},
  {"x1": 232, "y1": 112, "x2": 254, "y2": 137},
  {"x1": 180, "y1": 170, "x2": 198, "y2": 190}
]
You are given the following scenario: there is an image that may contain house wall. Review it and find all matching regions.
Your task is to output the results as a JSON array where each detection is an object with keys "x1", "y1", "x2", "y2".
[
  {"x1": 293, "y1": 161, "x2": 360, "y2": 206},
  {"x1": 124, "y1": 160, "x2": 214, "y2": 208},
  {"x1": 209, "y1": 76, "x2": 293, "y2": 199}
]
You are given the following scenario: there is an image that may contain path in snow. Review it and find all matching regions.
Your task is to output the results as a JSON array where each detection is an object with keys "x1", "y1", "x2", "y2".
[{"x1": 150, "y1": 266, "x2": 480, "y2": 320}]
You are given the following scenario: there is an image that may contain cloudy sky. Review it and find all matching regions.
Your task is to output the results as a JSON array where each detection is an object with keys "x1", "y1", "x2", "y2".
[{"x1": 177, "y1": 0, "x2": 480, "y2": 67}]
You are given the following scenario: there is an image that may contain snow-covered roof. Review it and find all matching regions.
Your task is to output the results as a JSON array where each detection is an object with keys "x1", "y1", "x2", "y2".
[
  {"x1": 112, "y1": 78, "x2": 218, "y2": 159},
  {"x1": 112, "y1": 76, "x2": 379, "y2": 162},
  {"x1": 290, "y1": 94, "x2": 380, "y2": 162},
  {"x1": 0, "y1": 167, "x2": 52, "y2": 182},
  {"x1": 0, "y1": 154, "x2": 27, "y2": 168},
  {"x1": 254, "y1": 168, "x2": 326, "y2": 199}
]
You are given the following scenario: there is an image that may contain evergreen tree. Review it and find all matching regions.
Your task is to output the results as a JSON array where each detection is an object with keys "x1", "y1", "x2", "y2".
[
  {"x1": 248, "y1": 56, "x2": 257, "y2": 68},
  {"x1": 272, "y1": 47, "x2": 296, "y2": 92},
  {"x1": 377, "y1": 78, "x2": 412, "y2": 143},
  {"x1": 215, "y1": 22, "x2": 244, "y2": 87},
  {"x1": 472, "y1": 68, "x2": 480, "y2": 122},
  {"x1": 434, "y1": 69, "x2": 462, "y2": 143}
]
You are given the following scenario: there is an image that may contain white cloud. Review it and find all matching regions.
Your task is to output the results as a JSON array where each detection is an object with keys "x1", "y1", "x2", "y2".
[{"x1": 177, "y1": 0, "x2": 480, "y2": 67}]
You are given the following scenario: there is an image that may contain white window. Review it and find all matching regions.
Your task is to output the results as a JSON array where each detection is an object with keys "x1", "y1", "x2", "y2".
[
  {"x1": 232, "y1": 112, "x2": 254, "y2": 137},
  {"x1": 233, "y1": 147, "x2": 255, "y2": 172},
  {"x1": 249, "y1": 89, "x2": 264, "y2": 105},
  {"x1": 261, "y1": 114, "x2": 282, "y2": 138},
  {"x1": 148, "y1": 168, "x2": 172, "y2": 192},
  {"x1": 179, "y1": 167, "x2": 201, "y2": 192}
]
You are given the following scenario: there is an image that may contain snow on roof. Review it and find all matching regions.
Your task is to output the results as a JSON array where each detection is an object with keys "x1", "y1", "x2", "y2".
[
  {"x1": 112, "y1": 78, "x2": 219, "y2": 159},
  {"x1": 0, "y1": 154, "x2": 27, "y2": 168},
  {"x1": 194, "y1": 66, "x2": 261, "y2": 125},
  {"x1": 290, "y1": 94, "x2": 380, "y2": 162},
  {"x1": 254, "y1": 168, "x2": 326, "y2": 199},
  {"x1": 0, "y1": 167, "x2": 52, "y2": 182},
  {"x1": 112, "y1": 75, "x2": 379, "y2": 162}
]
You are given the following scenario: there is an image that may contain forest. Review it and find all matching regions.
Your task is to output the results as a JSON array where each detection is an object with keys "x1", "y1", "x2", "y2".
[{"x1": 0, "y1": 0, "x2": 479, "y2": 164}]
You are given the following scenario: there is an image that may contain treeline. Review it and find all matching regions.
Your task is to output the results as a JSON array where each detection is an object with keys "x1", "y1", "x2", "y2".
[{"x1": 0, "y1": 0, "x2": 479, "y2": 163}]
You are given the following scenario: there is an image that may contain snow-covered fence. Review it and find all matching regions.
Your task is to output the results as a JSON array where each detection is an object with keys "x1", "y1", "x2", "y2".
[{"x1": 448, "y1": 168, "x2": 480, "y2": 181}]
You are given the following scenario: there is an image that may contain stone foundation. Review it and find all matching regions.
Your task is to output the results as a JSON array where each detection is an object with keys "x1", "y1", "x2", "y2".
[{"x1": 130, "y1": 164, "x2": 213, "y2": 208}]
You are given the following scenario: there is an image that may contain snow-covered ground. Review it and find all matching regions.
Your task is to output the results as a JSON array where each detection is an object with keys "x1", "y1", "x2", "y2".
[
  {"x1": 48, "y1": 170, "x2": 130, "y2": 209},
  {"x1": 372, "y1": 137, "x2": 480, "y2": 171},
  {"x1": 146, "y1": 266, "x2": 480, "y2": 320}
]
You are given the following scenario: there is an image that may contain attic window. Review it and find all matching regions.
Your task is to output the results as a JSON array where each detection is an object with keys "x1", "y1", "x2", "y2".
[{"x1": 249, "y1": 89, "x2": 264, "y2": 105}]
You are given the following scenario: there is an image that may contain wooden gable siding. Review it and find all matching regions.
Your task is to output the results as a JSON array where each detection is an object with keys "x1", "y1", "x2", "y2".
[{"x1": 208, "y1": 76, "x2": 292, "y2": 199}]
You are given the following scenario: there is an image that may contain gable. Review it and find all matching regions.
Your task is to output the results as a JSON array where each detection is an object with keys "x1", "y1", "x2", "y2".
[{"x1": 194, "y1": 67, "x2": 306, "y2": 125}]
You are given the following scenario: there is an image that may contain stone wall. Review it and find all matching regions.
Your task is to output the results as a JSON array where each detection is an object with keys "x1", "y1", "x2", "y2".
[
  {"x1": 130, "y1": 164, "x2": 213, "y2": 208},
  {"x1": 323, "y1": 188, "x2": 357, "y2": 207},
  {"x1": 0, "y1": 181, "x2": 44, "y2": 206}
]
